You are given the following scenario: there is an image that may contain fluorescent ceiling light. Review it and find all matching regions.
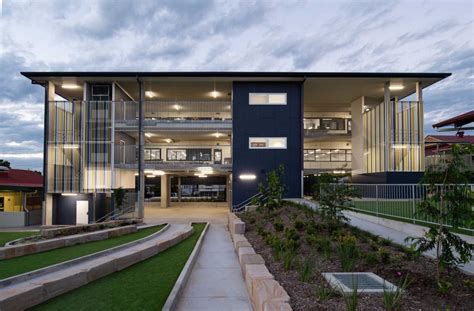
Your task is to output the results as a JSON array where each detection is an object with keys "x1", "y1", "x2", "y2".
[
  {"x1": 61, "y1": 84, "x2": 80, "y2": 89},
  {"x1": 316, "y1": 149, "x2": 321, "y2": 152},
  {"x1": 174, "y1": 104, "x2": 181, "y2": 111},
  {"x1": 164, "y1": 138, "x2": 173, "y2": 144},
  {"x1": 392, "y1": 144, "x2": 408, "y2": 149},
  {"x1": 146, "y1": 175, "x2": 155, "y2": 178},
  {"x1": 197, "y1": 174, "x2": 207, "y2": 178},
  {"x1": 214, "y1": 132, "x2": 220, "y2": 138},
  {"x1": 210, "y1": 91, "x2": 219, "y2": 98},
  {"x1": 145, "y1": 133, "x2": 152, "y2": 138},
  {"x1": 153, "y1": 170, "x2": 165, "y2": 176},
  {"x1": 61, "y1": 193, "x2": 77, "y2": 196},
  {"x1": 239, "y1": 174, "x2": 256, "y2": 180},
  {"x1": 62, "y1": 144, "x2": 79, "y2": 149},
  {"x1": 145, "y1": 91, "x2": 157, "y2": 98},
  {"x1": 389, "y1": 85, "x2": 404, "y2": 91}
]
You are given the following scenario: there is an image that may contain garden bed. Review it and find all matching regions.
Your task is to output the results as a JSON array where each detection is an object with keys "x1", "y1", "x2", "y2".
[{"x1": 240, "y1": 202, "x2": 474, "y2": 310}]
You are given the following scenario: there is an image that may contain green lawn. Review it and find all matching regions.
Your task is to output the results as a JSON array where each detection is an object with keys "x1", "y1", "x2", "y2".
[
  {"x1": 32, "y1": 223, "x2": 206, "y2": 311},
  {"x1": 0, "y1": 225, "x2": 165, "y2": 280},
  {"x1": 0, "y1": 231, "x2": 39, "y2": 247}
]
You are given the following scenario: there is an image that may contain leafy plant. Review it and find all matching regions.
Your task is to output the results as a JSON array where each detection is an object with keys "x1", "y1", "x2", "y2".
[
  {"x1": 405, "y1": 144, "x2": 474, "y2": 283},
  {"x1": 377, "y1": 247, "x2": 391, "y2": 264},
  {"x1": 284, "y1": 227, "x2": 300, "y2": 242},
  {"x1": 273, "y1": 221, "x2": 284, "y2": 232},
  {"x1": 283, "y1": 250, "x2": 295, "y2": 270},
  {"x1": 319, "y1": 176, "x2": 360, "y2": 227},
  {"x1": 316, "y1": 237, "x2": 332, "y2": 260},
  {"x1": 337, "y1": 233, "x2": 359, "y2": 271},
  {"x1": 305, "y1": 221, "x2": 318, "y2": 235},
  {"x1": 343, "y1": 276, "x2": 359, "y2": 311},
  {"x1": 364, "y1": 252, "x2": 379, "y2": 265},
  {"x1": 298, "y1": 255, "x2": 313, "y2": 282},
  {"x1": 254, "y1": 165, "x2": 286, "y2": 210},
  {"x1": 437, "y1": 278, "x2": 453, "y2": 295},
  {"x1": 463, "y1": 279, "x2": 474, "y2": 293},
  {"x1": 315, "y1": 283, "x2": 336, "y2": 301},
  {"x1": 382, "y1": 274, "x2": 410, "y2": 311},
  {"x1": 294, "y1": 219, "x2": 305, "y2": 231},
  {"x1": 113, "y1": 187, "x2": 126, "y2": 210}
]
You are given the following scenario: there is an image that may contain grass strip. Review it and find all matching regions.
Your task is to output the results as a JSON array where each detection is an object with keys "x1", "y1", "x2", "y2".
[
  {"x1": 32, "y1": 223, "x2": 206, "y2": 311},
  {"x1": 0, "y1": 225, "x2": 165, "y2": 280},
  {"x1": 0, "y1": 231, "x2": 38, "y2": 247}
]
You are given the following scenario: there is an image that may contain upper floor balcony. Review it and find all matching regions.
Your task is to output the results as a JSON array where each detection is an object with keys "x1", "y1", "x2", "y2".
[
  {"x1": 303, "y1": 117, "x2": 351, "y2": 138},
  {"x1": 114, "y1": 100, "x2": 232, "y2": 132}
]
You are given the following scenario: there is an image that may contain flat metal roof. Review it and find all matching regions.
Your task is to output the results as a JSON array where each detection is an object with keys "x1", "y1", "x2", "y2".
[{"x1": 21, "y1": 71, "x2": 451, "y2": 79}]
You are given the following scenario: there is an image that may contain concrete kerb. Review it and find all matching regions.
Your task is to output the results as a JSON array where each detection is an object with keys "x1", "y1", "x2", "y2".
[
  {"x1": 0, "y1": 224, "x2": 170, "y2": 289},
  {"x1": 0, "y1": 224, "x2": 196, "y2": 310},
  {"x1": 1, "y1": 225, "x2": 138, "y2": 260},
  {"x1": 229, "y1": 213, "x2": 293, "y2": 311},
  {"x1": 162, "y1": 222, "x2": 209, "y2": 311}
]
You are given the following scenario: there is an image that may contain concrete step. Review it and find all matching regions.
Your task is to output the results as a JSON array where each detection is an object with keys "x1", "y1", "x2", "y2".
[{"x1": 0, "y1": 224, "x2": 194, "y2": 311}]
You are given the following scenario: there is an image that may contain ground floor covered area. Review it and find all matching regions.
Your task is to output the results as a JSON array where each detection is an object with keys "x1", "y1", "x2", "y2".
[{"x1": 144, "y1": 202, "x2": 229, "y2": 224}]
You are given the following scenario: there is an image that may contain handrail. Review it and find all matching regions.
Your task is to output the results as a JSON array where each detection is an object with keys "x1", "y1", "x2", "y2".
[
  {"x1": 232, "y1": 188, "x2": 269, "y2": 213},
  {"x1": 95, "y1": 205, "x2": 136, "y2": 223}
]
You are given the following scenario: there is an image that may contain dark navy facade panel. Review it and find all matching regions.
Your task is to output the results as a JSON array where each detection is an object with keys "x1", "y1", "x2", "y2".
[{"x1": 232, "y1": 82, "x2": 303, "y2": 206}]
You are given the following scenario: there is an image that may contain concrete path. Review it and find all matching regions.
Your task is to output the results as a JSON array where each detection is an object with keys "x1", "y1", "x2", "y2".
[
  {"x1": 144, "y1": 202, "x2": 229, "y2": 225},
  {"x1": 175, "y1": 224, "x2": 252, "y2": 311}
]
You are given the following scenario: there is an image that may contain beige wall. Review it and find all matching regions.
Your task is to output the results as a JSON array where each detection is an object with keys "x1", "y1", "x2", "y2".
[{"x1": 114, "y1": 168, "x2": 136, "y2": 189}]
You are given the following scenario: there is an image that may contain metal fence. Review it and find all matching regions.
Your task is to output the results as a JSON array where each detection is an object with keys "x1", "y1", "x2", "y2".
[{"x1": 322, "y1": 183, "x2": 474, "y2": 235}]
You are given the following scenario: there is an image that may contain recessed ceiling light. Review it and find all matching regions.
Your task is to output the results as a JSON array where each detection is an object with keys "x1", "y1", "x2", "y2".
[
  {"x1": 210, "y1": 90, "x2": 219, "y2": 98},
  {"x1": 62, "y1": 84, "x2": 80, "y2": 89},
  {"x1": 164, "y1": 138, "x2": 173, "y2": 144},
  {"x1": 145, "y1": 91, "x2": 157, "y2": 98},
  {"x1": 389, "y1": 85, "x2": 404, "y2": 91}
]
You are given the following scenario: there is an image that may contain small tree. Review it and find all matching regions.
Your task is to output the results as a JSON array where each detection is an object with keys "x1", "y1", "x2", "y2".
[
  {"x1": 406, "y1": 144, "x2": 474, "y2": 284},
  {"x1": 319, "y1": 174, "x2": 359, "y2": 227},
  {"x1": 114, "y1": 187, "x2": 126, "y2": 210},
  {"x1": 0, "y1": 159, "x2": 11, "y2": 168},
  {"x1": 253, "y1": 165, "x2": 286, "y2": 210}
]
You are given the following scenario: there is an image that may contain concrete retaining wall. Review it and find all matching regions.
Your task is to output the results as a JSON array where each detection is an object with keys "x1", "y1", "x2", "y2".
[
  {"x1": 228, "y1": 213, "x2": 292, "y2": 311},
  {"x1": 0, "y1": 225, "x2": 137, "y2": 260}
]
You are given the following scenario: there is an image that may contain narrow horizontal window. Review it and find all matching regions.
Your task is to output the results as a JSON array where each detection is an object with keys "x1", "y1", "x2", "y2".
[
  {"x1": 249, "y1": 137, "x2": 287, "y2": 149},
  {"x1": 249, "y1": 93, "x2": 287, "y2": 105}
]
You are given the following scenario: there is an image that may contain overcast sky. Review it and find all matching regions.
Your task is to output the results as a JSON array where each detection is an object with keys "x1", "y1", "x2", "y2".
[{"x1": 0, "y1": 0, "x2": 473, "y2": 171}]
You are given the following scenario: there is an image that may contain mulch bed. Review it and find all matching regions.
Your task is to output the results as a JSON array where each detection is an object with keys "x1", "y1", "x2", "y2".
[{"x1": 240, "y1": 202, "x2": 474, "y2": 310}]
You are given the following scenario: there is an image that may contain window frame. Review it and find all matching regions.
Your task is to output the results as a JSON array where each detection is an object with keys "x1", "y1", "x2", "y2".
[
  {"x1": 249, "y1": 93, "x2": 287, "y2": 106},
  {"x1": 249, "y1": 137, "x2": 287, "y2": 149}
]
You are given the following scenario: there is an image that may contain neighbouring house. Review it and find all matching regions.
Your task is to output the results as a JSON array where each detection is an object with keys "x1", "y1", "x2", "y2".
[
  {"x1": 21, "y1": 71, "x2": 450, "y2": 225},
  {"x1": 0, "y1": 167, "x2": 43, "y2": 227},
  {"x1": 425, "y1": 110, "x2": 474, "y2": 175}
]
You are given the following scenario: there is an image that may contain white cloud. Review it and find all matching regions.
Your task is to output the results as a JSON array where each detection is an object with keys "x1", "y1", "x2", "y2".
[{"x1": 0, "y1": 153, "x2": 43, "y2": 159}]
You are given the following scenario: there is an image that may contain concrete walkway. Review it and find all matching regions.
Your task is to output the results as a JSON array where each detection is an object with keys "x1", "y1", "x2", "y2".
[
  {"x1": 175, "y1": 224, "x2": 252, "y2": 311},
  {"x1": 144, "y1": 202, "x2": 229, "y2": 225}
]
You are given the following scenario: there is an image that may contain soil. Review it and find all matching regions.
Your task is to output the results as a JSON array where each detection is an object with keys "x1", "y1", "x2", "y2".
[{"x1": 240, "y1": 203, "x2": 474, "y2": 311}]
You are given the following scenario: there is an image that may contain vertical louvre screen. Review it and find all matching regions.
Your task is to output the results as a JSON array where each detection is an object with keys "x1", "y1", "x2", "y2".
[
  {"x1": 47, "y1": 101, "x2": 113, "y2": 193},
  {"x1": 363, "y1": 101, "x2": 424, "y2": 173}
]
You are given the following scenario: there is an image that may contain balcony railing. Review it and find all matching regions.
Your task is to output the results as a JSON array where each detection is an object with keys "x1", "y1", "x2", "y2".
[
  {"x1": 114, "y1": 144, "x2": 232, "y2": 170},
  {"x1": 114, "y1": 100, "x2": 232, "y2": 125},
  {"x1": 303, "y1": 117, "x2": 351, "y2": 137}
]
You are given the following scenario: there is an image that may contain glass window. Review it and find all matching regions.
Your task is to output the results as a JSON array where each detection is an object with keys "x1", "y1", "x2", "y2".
[
  {"x1": 249, "y1": 93, "x2": 287, "y2": 105},
  {"x1": 249, "y1": 137, "x2": 287, "y2": 149},
  {"x1": 316, "y1": 149, "x2": 330, "y2": 162},
  {"x1": 320, "y1": 118, "x2": 345, "y2": 130},
  {"x1": 145, "y1": 148, "x2": 161, "y2": 161},
  {"x1": 331, "y1": 149, "x2": 346, "y2": 162}
]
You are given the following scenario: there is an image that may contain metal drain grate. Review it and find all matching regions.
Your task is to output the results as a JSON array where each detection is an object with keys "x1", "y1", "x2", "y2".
[{"x1": 322, "y1": 272, "x2": 398, "y2": 295}]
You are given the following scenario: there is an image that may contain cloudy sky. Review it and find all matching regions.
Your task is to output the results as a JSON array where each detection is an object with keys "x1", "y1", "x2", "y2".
[{"x1": 0, "y1": 0, "x2": 473, "y2": 171}]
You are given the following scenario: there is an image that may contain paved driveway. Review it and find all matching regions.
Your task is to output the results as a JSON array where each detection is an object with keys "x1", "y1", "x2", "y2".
[{"x1": 144, "y1": 202, "x2": 229, "y2": 224}]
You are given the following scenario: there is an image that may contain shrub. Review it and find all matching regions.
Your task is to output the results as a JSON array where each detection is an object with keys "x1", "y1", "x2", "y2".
[
  {"x1": 273, "y1": 221, "x2": 284, "y2": 232},
  {"x1": 463, "y1": 279, "x2": 474, "y2": 293},
  {"x1": 337, "y1": 233, "x2": 359, "y2": 271},
  {"x1": 294, "y1": 219, "x2": 305, "y2": 231},
  {"x1": 305, "y1": 221, "x2": 318, "y2": 235},
  {"x1": 383, "y1": 274, "x2": 410, "y2": 311},
  {"x1": 378, "y1": 247, "x2": 391, "y2": 264},
  {"x1": 369, "y1": 240, "x2": 379, "y2": 251},
  {"x1": 364, "y1": 252, "x2": 379, "y2": 265},
  {"x1": 380, "y1": 237, "x2": 392, "y2": 246},
  {"x1": 298, "y1": 255, "x2": 313, "y2": 282},
  {"x1": 306, "y1": 234, "x2": 318, "y2": 246},
  {"x1": 343, "y1": 276, "x2": 359, "y2": 311},
  {"x1": 283, "y1": 250, "x2": 296, "y2": 271},
  {"x1": 284, "y1": 227, "x2": 300, "y2": 242},
  {"x1": 437, "y1": 278, "x2": 453, "y2": 294},
  {"x1": 316, "y1": 237, "x2": 332, "y2": 260},
  {"x1": 315, "y1": 284, "x2": 337, "y2": 301}
]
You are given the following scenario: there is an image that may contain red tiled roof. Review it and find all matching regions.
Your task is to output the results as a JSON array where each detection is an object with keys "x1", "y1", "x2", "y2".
[
  {"x1": 432, "y1": 110, "x2": 474, "y2": 128},
  {"x1": 0, "y1": 169, "x2": 43, "y2": 188},
  {"x1": 425, "y1": 135, "x2": 474, "y2": 144}
]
